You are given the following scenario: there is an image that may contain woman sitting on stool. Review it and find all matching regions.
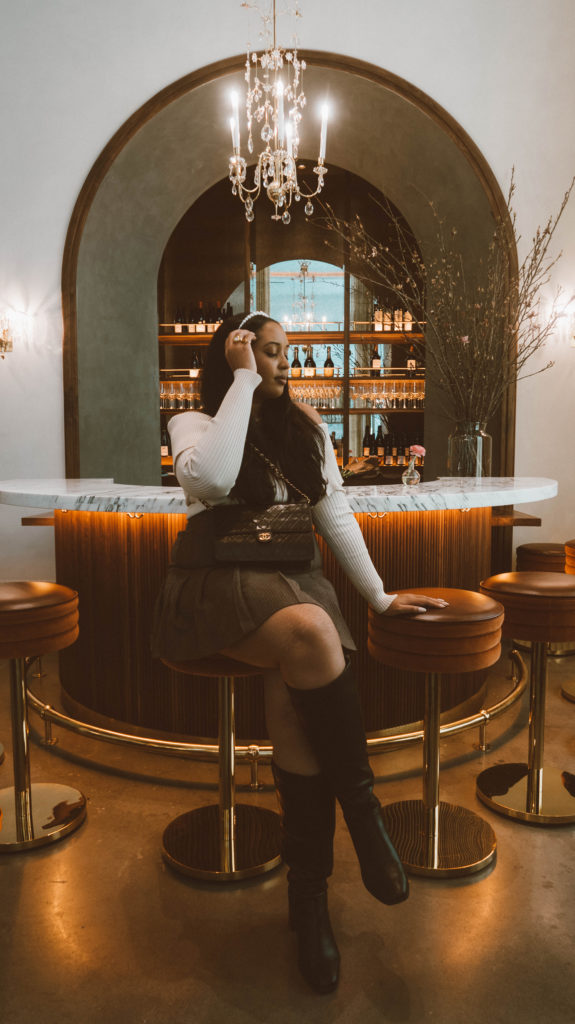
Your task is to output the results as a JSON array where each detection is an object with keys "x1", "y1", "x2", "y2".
[{"x1": 152, "y1": 311, "x2": 445, "y2": 994}]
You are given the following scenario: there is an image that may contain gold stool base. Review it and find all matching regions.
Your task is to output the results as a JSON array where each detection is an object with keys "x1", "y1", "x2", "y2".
[
  {"x1": 162, "y1": 803, "x2": 282, "y2": 882},
  {"x1": 0, "y1": 783, "x2": 87, "y2": 852},
  {"x1": 476, "y1": 763, "x2": 575, "y2": 824},
  {"x1": 561, "y1": 678, "x2": 575, "y2": 703},
  {"x1": 381, "y1": 799, "x2": 497, "y2": 877}
]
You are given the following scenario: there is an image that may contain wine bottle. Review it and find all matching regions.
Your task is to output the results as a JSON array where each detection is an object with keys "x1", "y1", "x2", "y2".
[
  {"x1": 291, "y1": 346, "x2": 302, "y2": 379},
  {"x1": 370, "y1": 345, "x2": 381, "y2": 378},
  {"x1": 304, "y1": 346, "x2": 316, "y2": 379},
  {"x1": 384, "y1": 435, "x2": 393, "y2": 466},
  {"x1": 323, "y1": 346, "x2": 334, "y2": 378},
  {"x1": 375, "y1": 424, "x2": 385, "y2": 457},
  {"x1": 161, "y1": 426, "x2": 170, "y2": 458},
  {"x1": 394, "y1": 308, "x2": 403, "y2": 331},
  {"x1": 407, "y1": 345, "x2": 417, "y2": 379},
  {"x1": 189, "y1": 349, "x2": 201, "y2": 379},
  {"x1": 174, "y1": 309, "x2": 183, "y2": 335},
  {"x1": 362, "y1": 420, "x2": 371, "y2": 457},
  {"x1": 391, "y1": 433, "x2": 398, "y2": 464},
  {"x1": 383, "y1": 308, "x2": 392, "y2": 332},
  {"x1": 404, "y1": 310, "x2": 413, "y2": 332},
  {"x1": 196, "y1": 300, "x2": 206, "y2": 333}
]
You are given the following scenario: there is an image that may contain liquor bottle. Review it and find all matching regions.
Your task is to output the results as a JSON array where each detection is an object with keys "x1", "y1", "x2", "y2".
[
  {"x1": 196, "y1": 300, "x2": 206, "y2": 333},
  {"x1": 291, "y1": 346, "x2": 302, "y2": 379},
  {"x1": 370, "y1": 345, "x2": 381, "y2": 378},
  {"x1": 304, "y1": 346, "x2": 316, "y2": 378},
  {"x1": 189, "y1": 349, "x2": 201, "y2": 379},
  {"x1": 362, "y1": 420, "x2": 371, "y2": 457},
  {"x1": 375, "y1": 424, "x2": 385, "y2": 458},
  {"x1": 161, "y1": 426, "x2": 170, "y2": 458},
  {"x1": 323, "y1": 346, "x2": 334, "y2": 378}
]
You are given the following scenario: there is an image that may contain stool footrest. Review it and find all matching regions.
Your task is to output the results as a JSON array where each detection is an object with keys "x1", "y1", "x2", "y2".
[
  {"x1": 380, "y1": 799, "x2": 497, "y2": 877},
  {"x1": 162, "y1": 803, "x2": 282, "y2": 881}
]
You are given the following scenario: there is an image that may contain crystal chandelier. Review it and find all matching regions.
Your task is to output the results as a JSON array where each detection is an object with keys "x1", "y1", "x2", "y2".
[{"x1": 228, "y1": 1, "x2": 328, "y2": 224}]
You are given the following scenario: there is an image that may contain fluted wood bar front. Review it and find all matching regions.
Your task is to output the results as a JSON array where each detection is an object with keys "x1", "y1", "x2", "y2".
[{"x1": 0, "y1": 477, "x2": 557, "y2": 741}]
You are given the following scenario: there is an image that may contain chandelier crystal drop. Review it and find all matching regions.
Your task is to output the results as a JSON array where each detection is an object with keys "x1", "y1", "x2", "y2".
[{"x1": 228, "y1": 1, "x2": 328, "y2": 223}]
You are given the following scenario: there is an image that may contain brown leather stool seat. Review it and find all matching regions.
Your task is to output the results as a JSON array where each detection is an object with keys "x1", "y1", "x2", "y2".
[
  {"x1": 160, "y1": 655, "x2": 281, "y2": 882},
  {"x1": 565, "y1": 539, "x2": 575, "y2": 575},
  {"x1": 477, "y1": 572, "x2": 575, "y2": 824},
  {"x1": 516, "y1": 542, "x2": 566, "y2": 573},
  {"x1": 0, "y1": 581, "x2": 86, "y2": 851},
  {"x1": 368, "y1": 588, "x2": 503, "y2": 878}
]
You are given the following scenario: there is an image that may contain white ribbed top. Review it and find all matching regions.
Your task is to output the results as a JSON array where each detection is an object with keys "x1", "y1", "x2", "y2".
[{"x1": 168, "y1": 369, "x2": 396, "y2": 613}]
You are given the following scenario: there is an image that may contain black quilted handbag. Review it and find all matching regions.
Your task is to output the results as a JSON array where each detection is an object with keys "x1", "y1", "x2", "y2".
[
  {"x1": 212, "y1": 502, "x2": 314, "y2": 569},
  {"x1": 201, "y1": 444, "x2": 315, "y2": 570}
]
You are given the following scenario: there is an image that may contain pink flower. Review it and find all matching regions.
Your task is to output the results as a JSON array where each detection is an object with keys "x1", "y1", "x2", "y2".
[
  {"x1": 460, "y1": 335, "x2": 469, "y2": 345},
  {"x1": 410, "y1": 444, "x2": 426, "y2": 456}
]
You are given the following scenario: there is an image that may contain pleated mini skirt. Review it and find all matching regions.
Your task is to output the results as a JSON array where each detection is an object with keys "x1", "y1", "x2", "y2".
[{"x1": 151, "y1": 513, "x2": 355, "y2": 662}]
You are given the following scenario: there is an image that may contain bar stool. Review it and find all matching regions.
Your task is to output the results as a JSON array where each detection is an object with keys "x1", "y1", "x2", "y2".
[
  {"x1": 516, "y1": 542, "x2": 575, "y2": 667},
  {"x1": 516, "y1": 542, "x2": 566, "y2": 573},
  {"x1": 565, "y1": 539, "x2": 575, "y2": 576},
  {"x1": 368, "y1": 588, "x2": 503, "y2": 877},
  {"x1": 0, "y1": 581, "x2": 86, "y2": 851},
  {"x1": 477, "y1": 572, "x2": 575, "y2": 824},
  {"x1": 160, "y1": 655, "x2": 281, "y2": 881}
]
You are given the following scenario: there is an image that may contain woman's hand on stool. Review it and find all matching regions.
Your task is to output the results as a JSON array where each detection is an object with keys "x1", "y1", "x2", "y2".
[{"x1": 382, "y1": 594, "x2": 449, "y2": 616}]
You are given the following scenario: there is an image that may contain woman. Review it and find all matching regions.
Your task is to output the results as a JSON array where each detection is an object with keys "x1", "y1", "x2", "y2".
[{"x1": 153, "y1": 311, "x2": 446, "y2": 994}]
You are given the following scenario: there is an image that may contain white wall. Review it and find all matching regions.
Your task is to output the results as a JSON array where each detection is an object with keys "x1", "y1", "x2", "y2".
[{"x1": 2, "y1": 0, "x2": 575, "y2": 578}]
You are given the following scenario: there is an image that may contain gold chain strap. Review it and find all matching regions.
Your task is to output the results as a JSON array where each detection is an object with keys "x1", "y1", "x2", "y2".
[{"x1": 249, "y1": 444, "x2": 311, "y2": 505}]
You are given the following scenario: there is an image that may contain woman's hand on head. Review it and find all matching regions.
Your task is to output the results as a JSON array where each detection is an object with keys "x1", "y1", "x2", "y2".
[
  {"x1": 225, "y1": 329, "x2": 258, "y2": 373},
  {"x1": 381, "y1": 593, "x2": 449, "y2": 616}
]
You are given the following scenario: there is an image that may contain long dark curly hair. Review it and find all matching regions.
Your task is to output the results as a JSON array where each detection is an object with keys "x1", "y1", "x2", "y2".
[{"x1": 201, "y1": 312, "x2": 327, "y2": 506}]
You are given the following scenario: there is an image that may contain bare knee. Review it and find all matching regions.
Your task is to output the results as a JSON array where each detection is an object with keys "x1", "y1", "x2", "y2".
[{"x1": 280, "y1": 604, "x2": 340, "y2": 659}]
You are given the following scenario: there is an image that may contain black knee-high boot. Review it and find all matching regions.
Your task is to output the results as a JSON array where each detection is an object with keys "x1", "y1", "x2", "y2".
[
  {"x1": 272, "y1": 762, "x2": 340, "y2": 994},
  {"x1": 286, "y1": 661, "x2": 409, "y2": 906}
]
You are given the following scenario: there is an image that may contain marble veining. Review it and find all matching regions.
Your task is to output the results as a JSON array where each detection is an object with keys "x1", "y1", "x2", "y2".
[{"x1": 0, "y1": 477, "x2": 558, "y2": 515}]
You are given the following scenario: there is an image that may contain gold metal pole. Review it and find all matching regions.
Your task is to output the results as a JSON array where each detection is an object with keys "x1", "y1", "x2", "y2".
[
  {"x1": 527, "y1": 641, "x2": 547, "y2": 815},
  {"x1": 423, "y1": 671, "x2": 441, "y2": 869},
  {"x1": 10, "y1": 658, "x2": 34, "y2": 842},
  {"x1": 218, "y1": 676, "x2": 236, "y2": 874}
]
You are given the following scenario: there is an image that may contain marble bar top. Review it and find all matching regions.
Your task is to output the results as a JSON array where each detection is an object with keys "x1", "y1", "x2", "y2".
[{"x1": 0, "y1": 477, "x2": 558, "y2": 515}]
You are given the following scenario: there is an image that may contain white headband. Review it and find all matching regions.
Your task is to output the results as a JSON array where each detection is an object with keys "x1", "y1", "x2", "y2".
[{"x1": 239, "y1": 310, "x2": 270, "y2": 328}]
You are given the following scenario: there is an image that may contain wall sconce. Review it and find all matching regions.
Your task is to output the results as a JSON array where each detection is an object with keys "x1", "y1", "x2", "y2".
[{"x1": 0, "y1": 313, "x2": 13, "y2": 358}]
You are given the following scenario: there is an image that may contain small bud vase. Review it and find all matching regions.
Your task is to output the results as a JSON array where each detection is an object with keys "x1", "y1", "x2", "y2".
[{"x1": 402, "y1": 459, "x2": 420, "y2": 486}]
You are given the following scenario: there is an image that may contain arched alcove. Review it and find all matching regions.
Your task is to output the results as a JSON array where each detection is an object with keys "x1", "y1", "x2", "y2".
[{"x1": 63, "y1": 52, "x2": 515, "y2": 484}]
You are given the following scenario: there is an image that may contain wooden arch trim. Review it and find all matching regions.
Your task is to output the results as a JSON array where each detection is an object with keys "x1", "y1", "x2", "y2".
[{"x1": 61, "y1": 50, "x2": 516, "y2": 477}]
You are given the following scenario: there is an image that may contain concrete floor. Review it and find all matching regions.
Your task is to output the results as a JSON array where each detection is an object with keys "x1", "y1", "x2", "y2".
[{"x1": 0, "y1": 648, "x2": 574, "y2": 1024}]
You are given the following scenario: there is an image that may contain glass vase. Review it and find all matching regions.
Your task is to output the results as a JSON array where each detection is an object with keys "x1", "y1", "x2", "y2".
[
  {"x1": 401, "y1": 460, "x2": 421, "y2": 486},
  {"x1": 447, "y1": 421, "x2": 492, "y2": 478}
]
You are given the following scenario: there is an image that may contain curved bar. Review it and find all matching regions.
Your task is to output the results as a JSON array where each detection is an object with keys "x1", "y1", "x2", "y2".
[
  {"x1": 2, "y1": 477, "x2": 551, "y2": 741},
  {"x1": 0, "y1": 476, "x2": 558, "y2": 514}
]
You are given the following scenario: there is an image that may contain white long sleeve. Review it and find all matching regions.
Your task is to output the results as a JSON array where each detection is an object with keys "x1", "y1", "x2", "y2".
[
  {"x1": 168, "y1": 368, "x2": 261, "y2": 502},
  {"x1": 313, "y1": 424, "x2": 397, "y2": 613}
]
